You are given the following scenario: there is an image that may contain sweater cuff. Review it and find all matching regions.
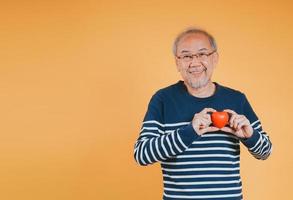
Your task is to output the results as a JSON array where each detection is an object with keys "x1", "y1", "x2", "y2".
[
  {"x1": 177, "y1": 123, "x2": 200, "y2": 148},
  {"x1": 241, "y1": 129, "x2": 261, "y2": 149}
]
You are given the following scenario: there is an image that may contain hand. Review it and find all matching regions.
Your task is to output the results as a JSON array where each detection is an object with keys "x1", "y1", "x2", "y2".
[
  {"x1": 192, "y1": 108, "x2": 220, "y2": 136},
  {"x1": 220, "y1": 109, "x2": 253, "y2": 139}
]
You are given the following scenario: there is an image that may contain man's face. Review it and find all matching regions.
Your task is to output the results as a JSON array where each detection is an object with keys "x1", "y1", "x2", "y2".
[{"x1": 175, "y1": 33, "x2": 218, "y2": 89}]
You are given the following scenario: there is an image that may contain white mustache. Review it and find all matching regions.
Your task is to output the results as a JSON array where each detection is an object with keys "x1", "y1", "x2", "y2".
[{"x1": 189, "y1": 67, "x2": 207, "y2": 73}]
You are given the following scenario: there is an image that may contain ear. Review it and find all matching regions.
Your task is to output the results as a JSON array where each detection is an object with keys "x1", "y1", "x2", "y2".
[
  {"x1": 175, "y1": 57, "x2": 180, "y2": 72},
  {"x1": 212, "y1": 52, "x2": 219, "y2": 67}
]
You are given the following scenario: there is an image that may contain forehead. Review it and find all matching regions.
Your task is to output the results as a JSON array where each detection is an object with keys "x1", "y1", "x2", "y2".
[{"x1": 177, "y1": 33, "x2": 212, "y2": 53}]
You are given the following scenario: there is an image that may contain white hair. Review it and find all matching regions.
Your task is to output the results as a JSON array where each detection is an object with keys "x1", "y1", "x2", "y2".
[{"x1": 172, "y1": 27, "x2": 217, "y2": 55}]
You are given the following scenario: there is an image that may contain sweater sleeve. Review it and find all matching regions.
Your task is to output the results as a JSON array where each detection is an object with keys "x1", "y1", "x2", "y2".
[
  {"x1": 240, "y1": 94, "x2": 273, "y2": 160},
  {"x1": 134, "y1": 91, "x2": 200, "y2": 166}
]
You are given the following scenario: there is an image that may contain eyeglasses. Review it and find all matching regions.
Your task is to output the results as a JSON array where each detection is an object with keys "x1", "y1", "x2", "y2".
[{"x1": 176, "y1": 50, "x2": 217, "y2": 62}]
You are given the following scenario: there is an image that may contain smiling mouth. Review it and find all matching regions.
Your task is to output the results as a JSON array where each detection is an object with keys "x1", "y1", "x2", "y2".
[{"x1": 189, "y1": 69, "x2": 205, "y2": 75}]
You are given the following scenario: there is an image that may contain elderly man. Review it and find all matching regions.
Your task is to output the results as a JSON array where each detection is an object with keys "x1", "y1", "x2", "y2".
[{"x1": 134, "y1": 28, "x2": 272, "y2": 200}]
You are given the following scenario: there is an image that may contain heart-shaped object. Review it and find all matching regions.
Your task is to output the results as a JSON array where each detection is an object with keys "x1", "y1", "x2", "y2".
[{"x1": 211, "y1": 111, "x2": 230, "y2": 128}]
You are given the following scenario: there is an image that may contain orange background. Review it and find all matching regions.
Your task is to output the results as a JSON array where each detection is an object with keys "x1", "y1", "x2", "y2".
[{"x1": 1, "y1": 0, "x2": 292, "y2": 199}]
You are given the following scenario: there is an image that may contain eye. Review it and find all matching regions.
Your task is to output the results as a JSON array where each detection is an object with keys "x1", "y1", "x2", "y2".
[
  {"x1": 198, "y1": 53, "x2": 207, "y2": 57},
  {"x1": 182, "y1": 55, "x2": 192, "y2": 59}
]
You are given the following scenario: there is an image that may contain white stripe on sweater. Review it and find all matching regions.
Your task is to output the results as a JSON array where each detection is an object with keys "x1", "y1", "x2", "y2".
[
  {"x1": 162, "y1": 167, "x2": 240, "y2": 172},
  {"x1": 176, "y1": 154, "x2": 240, "y2": 159},
  {"x1": 186, "y1": 147, "x2": 239, "y2": 152},
  {"x1": 251, "y1": 119, "x2": 260, "y2": 127},
  {"x1": 143, "y1": 120, "x2": 190, "y2": 127},
  {"x1": 163, "y1": 192, "x2": 242, "y2": 199},
  {"x1": 163, "y1": 173, "x2": 240, "y2": 179},
  {"x1": 192, "y1": 140, "x2": 239, "y2": 145},
  {"x1": 161, "y1": 160, "x2": 240, "y2": 165},
  {"x1": 164, "y1": 179, "x2": 241, "y2": 185},
  {"x1": 149, "y1": 138, "x2": 159, "y2": 162},
  {"x1": 164, "y1": 186, "x2": 242, "y2": 192},
  {"x1": 166, "y1": 134, "x2": 176, "y2": 156}
]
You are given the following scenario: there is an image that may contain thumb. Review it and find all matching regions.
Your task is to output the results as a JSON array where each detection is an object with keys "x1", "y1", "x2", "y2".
[
  {"x1": 201, "y1": 126, "x2": 220, "y2": 133},
  {"x1": 220, "y1": 127, "x2": 234, "y2": 133}
]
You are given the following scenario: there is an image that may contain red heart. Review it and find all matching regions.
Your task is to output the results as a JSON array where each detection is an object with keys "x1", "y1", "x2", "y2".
[{"x1": 211, "y1": 111, "x2": 229, "y2": 128}]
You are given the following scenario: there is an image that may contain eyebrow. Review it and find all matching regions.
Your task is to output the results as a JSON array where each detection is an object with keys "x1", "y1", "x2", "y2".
[
  {"x1": 180, "y1": 50, "x2": 191, "y2": 53},
  {"x1": 198, "y1": 48, "x2": 209, "y2": 51},
  {"x1": 180, "y1": 48, "x2": 209, "y2": 54}
]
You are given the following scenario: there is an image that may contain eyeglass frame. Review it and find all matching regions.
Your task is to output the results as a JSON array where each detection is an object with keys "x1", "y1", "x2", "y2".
[{"x1": 176, "y1": 49, "x2": 217, "y2": 62}]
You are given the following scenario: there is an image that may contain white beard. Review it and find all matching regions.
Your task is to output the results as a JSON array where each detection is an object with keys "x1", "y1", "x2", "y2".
[{"x1": 189, "y1": 77, "x2": 209, "y2": 89}]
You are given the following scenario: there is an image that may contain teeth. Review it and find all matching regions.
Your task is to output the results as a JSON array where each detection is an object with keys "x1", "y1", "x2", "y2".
[
  {"x1": 190, "y1": 68, "x2": 206, "y2": 74},
  {"x1": 190, "y1": 70, "x2": 203, "y2": 74}
]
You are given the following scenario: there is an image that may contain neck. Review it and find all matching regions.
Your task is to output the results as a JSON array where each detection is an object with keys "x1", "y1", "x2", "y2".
[{"x1": 184, "y1": 81, "x2": 216, "y2": 98}]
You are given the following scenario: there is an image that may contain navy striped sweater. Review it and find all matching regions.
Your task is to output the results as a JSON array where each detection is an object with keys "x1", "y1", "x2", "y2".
[{"x1": 134, "y1": 80, "x2": 272, "y2": 200}]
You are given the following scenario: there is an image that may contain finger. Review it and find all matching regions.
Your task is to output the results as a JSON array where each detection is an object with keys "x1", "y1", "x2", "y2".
[
  {"x1": 223, "y1": 109, "x2": 237, "y2": 115},
  {"x1": 201, "y1": 108, "x2": 217, "y2": 114},
  {"x1": 193, "y1": 118, "x2": 200, "y2": 126},
  {"x1": 230, "y1": 113, "x2": 243, "y2": 129},
  {"x1": 237, "y1": 118, "x2": 250, "y2": 131},
  {"x1": 195, "y1": 121, "x2": 207, "y2": 135},
  {"x1": 233, "y1": 115, "x2": 246, "y2": 130},
  {"x1": 199, "y1": 118, "x2": 211, "y2": 128},
  {"x1": 208, "y1": 126, "x2": 220, "y2": 132},
  {"x1": 203, "y1": 114, "x2": 212, "y2": 122},
  {"x1": 200, "y1": 126, "x2": 220, "y2": 134},
  {"x1": 220, "y1": 126, "x2": 235, "y2": 134},
  {"x1": 194, "y1": 118, "x2": 210, "y2": 130},
  {"x1": 229, "y1": 114, "x2": 237, "y2": 127},
  {"x1": 235, "y1": 128, "x2": 243, "y2": 136}
]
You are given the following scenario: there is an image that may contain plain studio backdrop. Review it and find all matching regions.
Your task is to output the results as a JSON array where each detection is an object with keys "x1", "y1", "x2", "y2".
[{"x1": 0, "y1": 0, "x2": 292, "y2": 199}]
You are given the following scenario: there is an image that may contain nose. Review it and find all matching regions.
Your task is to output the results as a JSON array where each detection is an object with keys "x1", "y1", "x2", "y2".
[{"x1": 189, "y1": 55, "x2": 202, "y2": 66}]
